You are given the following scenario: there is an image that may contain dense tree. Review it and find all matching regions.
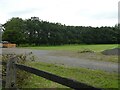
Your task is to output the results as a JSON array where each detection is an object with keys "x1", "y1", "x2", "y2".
[
  {"x1": 2, "y1": 17, "x2": 119, "y2": 45},
  {"x1": 2, "y1": 17, "x2": 25, "y2": 45}
]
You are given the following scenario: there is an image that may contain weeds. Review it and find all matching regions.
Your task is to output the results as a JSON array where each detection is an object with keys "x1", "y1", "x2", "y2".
[
  {"x1": 78, "y1": 48, "x2": 94, "y2": 53},
  {"x1": 2, "y1": 52, "x2": 35, "y2": 88}
]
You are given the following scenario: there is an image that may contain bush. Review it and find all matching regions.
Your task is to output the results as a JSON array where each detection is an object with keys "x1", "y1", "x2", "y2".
[
  {"x1": 78, "y1": 48, "x2": 94, "y2": 53},
  {"x1": 2, "y1": 52, "x2": 35, "y2": 88}
]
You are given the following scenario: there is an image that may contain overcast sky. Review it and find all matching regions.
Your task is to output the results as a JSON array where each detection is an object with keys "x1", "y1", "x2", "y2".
[{"x1": 0, "y1": 0, "x2": 119, "y2": 27}]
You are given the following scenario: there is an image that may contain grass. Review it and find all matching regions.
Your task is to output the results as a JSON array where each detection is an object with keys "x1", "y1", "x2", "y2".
[
  {"x1": 22, "y1": 61, "x2": 118, "y2": 89},
  {"x1": 18, "y1": 44, "x2": 119, "y2": 89},
  {"x1": 21, "y1": 44, "x2": 119, "y2": 52}
]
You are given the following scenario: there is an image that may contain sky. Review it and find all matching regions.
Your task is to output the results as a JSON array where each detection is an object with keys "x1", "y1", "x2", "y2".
[{"x1": 0, "y1": 0, "x2": 119, "y2": 27}]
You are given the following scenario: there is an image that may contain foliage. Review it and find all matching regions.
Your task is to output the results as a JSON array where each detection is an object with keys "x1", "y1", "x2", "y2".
[
  {"x1": 2, "y1": 17, "x2": 120, "y2": 46},
  {"x1": 2, "y1": 53, "x2": 35, "y2": 88},
  {"x1": 78, "y1": 48, "x2": 94, "y2": 53},
  {"x1": 2, "y1": 17, "x2": 26, "y2": 45}
]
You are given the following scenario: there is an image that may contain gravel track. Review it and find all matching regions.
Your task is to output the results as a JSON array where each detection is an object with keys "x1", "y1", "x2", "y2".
[{"x1": 2, "y1": 48, "x2": 118, "y2": 73}]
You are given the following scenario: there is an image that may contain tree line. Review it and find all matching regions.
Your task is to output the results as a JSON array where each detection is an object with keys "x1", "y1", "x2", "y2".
[{"x1": 2, "y1": 17, "x2": 120, "y2": 46}]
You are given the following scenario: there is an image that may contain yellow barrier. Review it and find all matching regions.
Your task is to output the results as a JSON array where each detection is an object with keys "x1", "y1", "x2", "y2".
[{"x1": 3, "y1": 44, "x2": 16, "y2": 48}]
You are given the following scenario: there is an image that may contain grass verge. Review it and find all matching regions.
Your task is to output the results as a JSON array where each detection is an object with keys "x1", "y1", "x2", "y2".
[
  {"x1": 22, "y1": 61, "x2": 118, "y2": 89},
  {"x1": 20, "y1": 44, "x2": 118, "y2": 52}
]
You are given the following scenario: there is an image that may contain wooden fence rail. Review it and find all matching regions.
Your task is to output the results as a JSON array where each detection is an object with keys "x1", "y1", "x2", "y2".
[{"x1": 1, "y1": 57, "x2": 102, "y2": 90}]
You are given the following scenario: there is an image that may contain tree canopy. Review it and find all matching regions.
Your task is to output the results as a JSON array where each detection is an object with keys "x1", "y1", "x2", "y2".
[{"x1": 2, "y1": 17, "x2": 119, "y2": 46}]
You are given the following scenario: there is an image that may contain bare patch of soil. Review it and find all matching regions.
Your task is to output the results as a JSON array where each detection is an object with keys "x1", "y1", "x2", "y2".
[
  {"x1": 101, "y1": 48, "x2": 120, "y2": 55},
  {"x1": 50, "y1": 50, "x2": 118, "y2": 63}
]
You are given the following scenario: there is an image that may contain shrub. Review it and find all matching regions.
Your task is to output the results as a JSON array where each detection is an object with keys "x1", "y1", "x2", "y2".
[
  {"x1": 78, "y1": 48, "x2": 94, "y2": 53},
  {"x1": 2, "y1": 52, "x2": 35, "y2": 88}
]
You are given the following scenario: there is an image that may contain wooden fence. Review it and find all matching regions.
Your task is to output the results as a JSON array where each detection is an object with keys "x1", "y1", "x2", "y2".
[{"x1": 1, "y1": 57, "x2": 102, "y2": 90}]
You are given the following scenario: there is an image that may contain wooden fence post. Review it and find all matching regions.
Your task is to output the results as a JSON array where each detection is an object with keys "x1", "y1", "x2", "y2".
[{"x1": 5, "y1": 57, "x2": 17, "y2": 88}]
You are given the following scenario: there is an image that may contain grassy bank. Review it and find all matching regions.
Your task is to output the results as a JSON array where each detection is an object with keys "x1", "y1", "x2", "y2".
[
  {"x1": 21, "y1": 44, "x2": 118, "y2": 52},
  {"x1": 23, "y1": 61, "x2": 118, "y2": 89}
]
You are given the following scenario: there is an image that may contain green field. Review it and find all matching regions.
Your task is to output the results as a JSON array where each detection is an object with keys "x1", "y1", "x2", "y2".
[
  {"x1": 19, "y1": 44, "x2": 119, "y2": 89},
  {"x1": 22, "y1": 61, "x2": 118, "y2": 89},
  {"x1": 22, "y1": 44, "x2": 118, "y2": 52}
]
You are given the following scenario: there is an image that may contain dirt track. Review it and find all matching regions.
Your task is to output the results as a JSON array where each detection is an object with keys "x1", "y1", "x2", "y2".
[{"x1": 2, "y1": 48, "x2": 118, "y2": 73}]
